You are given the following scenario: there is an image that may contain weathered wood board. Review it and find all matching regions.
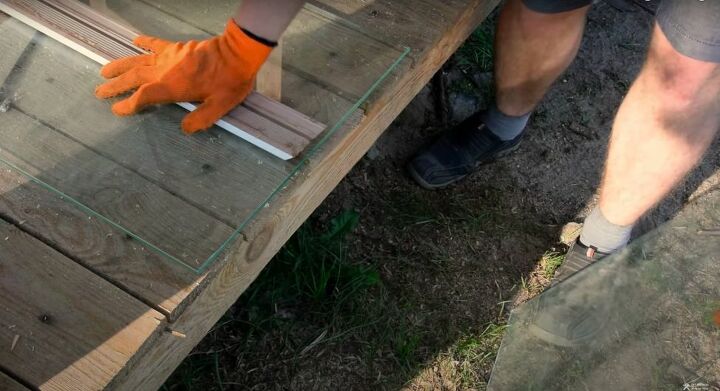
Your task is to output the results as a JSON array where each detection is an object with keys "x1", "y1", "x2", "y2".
[
  {"x1": 0, "y1": 5, "x2": 351, "y2": 322},
  {"x1": 0, "y1": 218, "x2": 166, "y2": 390},
  {"x1": 0, "y1": 1, "x2": 501, "y2": 390},
  {"x1": 0, "y1": 164, "x2": 202, "y2": 321},
  {"x1": 0, "y1": 14, "x2": 202, "y2": 321},
  {"x1": 112, "y1": 0, "x2": 501, "y2": 389},
  {"x1": 0, "y1": 17, "x2": 289, "y2": 228},
  {"x1": 0, "y1": 108, "x2": 235, "y2": 269},
  {"x1": 0, "y1": 0, "x2": 325, "y2": 160}
]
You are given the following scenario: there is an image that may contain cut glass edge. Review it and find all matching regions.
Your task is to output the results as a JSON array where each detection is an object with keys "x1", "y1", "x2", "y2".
[{"x1": 0, "y1": 25, "x2": 410, "y2": 275}]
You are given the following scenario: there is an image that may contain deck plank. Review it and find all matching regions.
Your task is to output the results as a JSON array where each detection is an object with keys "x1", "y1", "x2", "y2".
[
  {"x1": 0, "y1": 0, "x2": 353, "y2": 322},
  {"x1": 0, "y1": 16, "x2": 288, "y2": 231},
  {"x1": 0, "y1": 107, "x2": 234, "y2": 270},
  {"x1": 0, "y1": 12, "x2": 34, "y2": 86},
  {"x1": 0, "y1": 218, "x2": 166, "y2": 390},
  {"x1": 0, "y1": 166, "x2": 201, "y2": 320},
  {"x1": 138, "y1": 0, "x2": 408, "y2": 101},
  {"x1": 113, "y1": 1, "x2": 500, "y2": 389},
  {"x1": 255, "y1": 39, "x2": 283, "y2": 101},
  {"x1": 3, "y1": 0, "x2": 499, "y2": 388},
  {"x1": 0, "y1": 0, "x2": 326, "y2": 160},
  {"x1": 311, "y1": 0, "x2": 468, "y2": 51},
  {"x1": 0, "y1": 15, "x2": 203, "y2": 320}
]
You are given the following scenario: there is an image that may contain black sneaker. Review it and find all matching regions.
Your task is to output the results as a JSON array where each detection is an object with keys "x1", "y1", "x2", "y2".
[
  {"x1": 528, "y1": 238, "x2": 612, "y2": 347},
  {"x1": 407, "y1": 113, "x2": 523, "y2": 189}
]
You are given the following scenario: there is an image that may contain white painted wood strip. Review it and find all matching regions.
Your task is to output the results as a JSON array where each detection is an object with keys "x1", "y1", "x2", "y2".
[{"x1": 0, "y1": 0, "x2": 325, "y2": 159}]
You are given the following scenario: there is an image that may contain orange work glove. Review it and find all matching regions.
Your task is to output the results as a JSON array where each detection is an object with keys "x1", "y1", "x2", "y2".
[{"x1": 95, "y1": 19, "x2": 273, "y2": 133}]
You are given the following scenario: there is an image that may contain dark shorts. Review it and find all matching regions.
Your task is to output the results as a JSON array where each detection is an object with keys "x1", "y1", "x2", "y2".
[{"x1": 521, "y1": 0, "x2": 720, "y2": 63}]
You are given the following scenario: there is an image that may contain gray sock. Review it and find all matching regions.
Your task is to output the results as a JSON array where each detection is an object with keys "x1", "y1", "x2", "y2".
[
  {"x1": 480, "y1": 103, "x2": 531, "y2": 141},
  {"x1": 579, "y1": 207, "x2": 634, "y2": 253}
]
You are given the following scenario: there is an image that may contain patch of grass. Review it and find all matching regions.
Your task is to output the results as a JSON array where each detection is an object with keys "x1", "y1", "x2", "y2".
[
  {"x1": 448, "y1": 197, "x2": 497, "y2": 232},
  {"x1": 252, "y1": 209, "x2": 380, "y2": 311},
  {"x1": 452, "y1": 323, "x2": 507, "y2": 388},
  {"x1": 519, "y1": 275, "x2": 530, "y2": 293},
  {"x1": 519, "y1": 274, "x2": 543, "y2": 298},
  {"x1": 165, "y1": 188, "x2": 539, "y2": 390},
  {"x1": 450, "y1": 24, "x2": 495, "y2": 99},
  {"x1": 455, "y1": 26, "x2": 494, "y2": 73},
  {"x1": 164, "y1": 210, "x2": 382, "y2": 389},
  {"x1": 540, "y1": 251, "x2": 565, "y2": 279}
]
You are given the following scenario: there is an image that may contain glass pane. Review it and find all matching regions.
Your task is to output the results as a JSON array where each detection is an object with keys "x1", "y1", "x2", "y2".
[
  {"x1": 0, "y1": 2, "x2": 409, "y2": 273},
  {"x1": 488, "y1": 193, "x2": 720, "y2": 390}
]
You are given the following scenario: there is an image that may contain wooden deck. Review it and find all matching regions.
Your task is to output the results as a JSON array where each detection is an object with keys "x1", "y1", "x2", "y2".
[{"x1": 0, "y1": 0, "x2": 499, "y2": 389}]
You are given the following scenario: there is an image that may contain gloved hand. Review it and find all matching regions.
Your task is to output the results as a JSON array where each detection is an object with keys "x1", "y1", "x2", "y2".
[{"x1": 95, "y1": 19, "x2": 273, "y2": 133}]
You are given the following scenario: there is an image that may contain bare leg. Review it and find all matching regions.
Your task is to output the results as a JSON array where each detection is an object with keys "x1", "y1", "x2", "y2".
[
  {"x1": 494, "y1": 0, "x2": 590, "y2": 116},
  {"x1": 407, "y1": 0, "x2": 592, "y2": 188},
  {"x1": 599, "y1": 24, "x2": 720, "y2": 226}
]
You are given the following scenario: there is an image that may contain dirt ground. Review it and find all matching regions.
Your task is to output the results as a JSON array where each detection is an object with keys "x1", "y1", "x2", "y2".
[{"x1": 163, "y1": 2, "x2": 720, "y2": 390}]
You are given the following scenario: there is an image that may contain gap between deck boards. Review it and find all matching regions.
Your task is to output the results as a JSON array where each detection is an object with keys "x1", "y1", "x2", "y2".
[
  {"x1": 0, "y1": 13, "x2": 281, "y2": 322},
  {"x1": 0, "y1": 209, "x2": 177, "y2": 322}
]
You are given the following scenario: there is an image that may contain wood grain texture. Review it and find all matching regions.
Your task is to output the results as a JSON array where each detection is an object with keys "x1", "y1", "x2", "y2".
[
  {"x1": 112, "y1": 1, "x2": 500, "y2": 389},
  {"x1": 255, "y1": 39, "x2": 283, "y2": 101},
  {"x1": 0, "y1": 218, "x2": 166, "y2": 390},
  {"x1": 0, "y1": 0, "x2": 325, "y2": 160},
  {"x1": 283, "y1": 4, "x2": 407, "y2": 100},
  {"x1": 311, "y1": 0, "x2": 465, "y2": 54},
  {"x1": 0, "y1": 15, "x2": 202, "y2": 320},
  {"x1": 0, "y1": 23, "x2": 291, "y2": 228},
  {"x1": 0, "y1": 372, "x2": 29, "y2": 391},
  {"x1": 0, "y1": 108, "x2": 235, "y2": 269},
  {"x1": 0, "y1": 2, "x2": 354, "y2": 272},
  {"x1": 0, "y1": 166, "x2": 202, "y2": 321}
]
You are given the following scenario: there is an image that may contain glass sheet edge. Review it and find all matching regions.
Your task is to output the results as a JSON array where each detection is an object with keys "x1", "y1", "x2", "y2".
[{"x1": 195, "y1": 46, "x2": 411, "y2": 274}]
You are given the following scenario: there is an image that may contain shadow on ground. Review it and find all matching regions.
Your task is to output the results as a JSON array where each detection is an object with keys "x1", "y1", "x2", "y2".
[{"x1": 163, "y1": 2, "x2": 719, "y2": 390}]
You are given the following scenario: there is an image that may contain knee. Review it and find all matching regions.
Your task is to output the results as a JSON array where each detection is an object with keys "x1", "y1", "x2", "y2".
[
  {"x1": 643, "y1": 26, "x2": 720, "y2": 110},
  {"x1": 647, "y1": 60, "x2": 720, "y2": 110}
]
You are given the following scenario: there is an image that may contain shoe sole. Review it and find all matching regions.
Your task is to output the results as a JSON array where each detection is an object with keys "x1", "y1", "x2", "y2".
[{"x1": 407, "y1": 141, "x2": 521, "y2": 190}]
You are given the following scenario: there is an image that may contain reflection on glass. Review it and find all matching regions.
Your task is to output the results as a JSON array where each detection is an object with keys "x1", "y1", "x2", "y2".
[
  {"x1": 489, "y1": 194, "x2": 720, "y2": 390},
  {"x1": 0, "y1": 1, "x2": 409, "y2": 273}
]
